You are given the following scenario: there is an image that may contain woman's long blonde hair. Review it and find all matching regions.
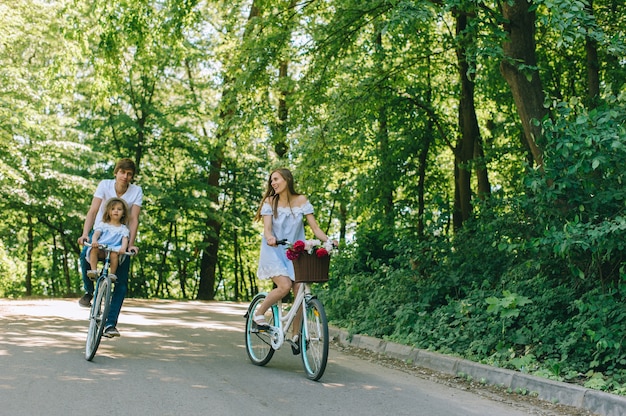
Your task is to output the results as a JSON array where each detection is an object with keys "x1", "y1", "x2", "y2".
[{"x1": 254, "y1": 168, "x2": 300, "y2": 221}]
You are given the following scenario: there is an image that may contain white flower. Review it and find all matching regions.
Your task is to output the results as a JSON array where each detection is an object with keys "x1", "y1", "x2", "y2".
[
  {"x1": 322, "y1": 239, "x2": 336, "y2": 253},
  {"x1": 304, "y1": 239, "x2": 322, "y2": 253}
]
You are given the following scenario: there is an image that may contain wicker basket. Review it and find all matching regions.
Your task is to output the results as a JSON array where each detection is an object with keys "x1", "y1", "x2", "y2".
[{"x1": 292, "y1": 252, "x2": 330, "y2": 283}]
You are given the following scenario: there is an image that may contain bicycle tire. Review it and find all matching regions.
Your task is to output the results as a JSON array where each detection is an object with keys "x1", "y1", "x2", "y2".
[
  {"x1": 300, "y1": 297, "x2": 329, "y2": 381},
  {"x1": 85, "y1": 277, "x2": 112, "y2": 361},
  {"x1": 244, "y1": 293, "x2": 276, "y2": 366}
]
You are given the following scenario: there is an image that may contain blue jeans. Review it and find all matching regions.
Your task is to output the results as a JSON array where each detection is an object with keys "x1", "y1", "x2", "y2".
[{"x1": 80, "y1": 244, "x2": 130, "y2": 328}]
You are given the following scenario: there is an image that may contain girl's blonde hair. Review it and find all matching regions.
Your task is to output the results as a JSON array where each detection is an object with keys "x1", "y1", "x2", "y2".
[
  {"x1": 254, "y1": 168, "x2": 300, "y2": 221},
  {"x1": 103, "y1": 197, "x2": 129, "y2": 225}
]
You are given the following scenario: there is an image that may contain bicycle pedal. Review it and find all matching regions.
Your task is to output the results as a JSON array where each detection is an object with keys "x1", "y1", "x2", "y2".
[{"x1": 253, "y1": 322, "x2": 270, "y2": 331}]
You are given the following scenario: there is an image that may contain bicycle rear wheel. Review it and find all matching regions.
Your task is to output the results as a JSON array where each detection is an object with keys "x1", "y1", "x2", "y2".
[
  {"x1": 300, "y1": 297, "x2": 329, "y2": 381},
  {"x1": 244, "y1": 293, "x2": 276, "y2": 366},
  {"x1": 85, "y1": 277, "x2": 112, "y2": 361}
]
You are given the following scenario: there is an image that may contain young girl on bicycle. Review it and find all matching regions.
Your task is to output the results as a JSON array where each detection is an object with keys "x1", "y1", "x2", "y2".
[
  {"x1": 86, "y1": 197, "x2": 130, "y2": 283},
  {"x1": 253, "y1": 168, "x2": 334, "y2": 354}
]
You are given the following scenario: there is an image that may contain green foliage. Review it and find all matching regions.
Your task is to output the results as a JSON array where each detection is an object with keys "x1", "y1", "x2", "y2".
[
  {"x1": 0, "y1": 241, "x2": 24, "y2": 298},
  {"x1": 528, "y1": 95, "x2": 626, "y2": 285}
]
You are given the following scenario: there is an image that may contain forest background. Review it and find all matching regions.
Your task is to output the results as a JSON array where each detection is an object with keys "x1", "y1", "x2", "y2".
[{"x1": 1, "y1": 0, "x2": 625, "y2": 395}]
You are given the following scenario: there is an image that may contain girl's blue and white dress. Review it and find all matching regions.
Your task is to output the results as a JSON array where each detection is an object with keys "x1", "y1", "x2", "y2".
[
  {"x1": 257, "y1": 201, "x2": 314, "y2": 281},
  {"x1": 86, "y1": 222, "x2": 130, "y2": 258}
]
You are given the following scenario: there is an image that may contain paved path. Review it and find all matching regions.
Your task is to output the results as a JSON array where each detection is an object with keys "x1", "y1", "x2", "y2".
[{"x1": 0, "y1": 299, "x2": 601, "y2": 415}]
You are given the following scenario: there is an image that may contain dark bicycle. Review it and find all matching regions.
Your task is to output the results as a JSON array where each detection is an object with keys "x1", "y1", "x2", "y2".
[{"x1": 84, "y1": 244, "x2": 134, "y2": 361}]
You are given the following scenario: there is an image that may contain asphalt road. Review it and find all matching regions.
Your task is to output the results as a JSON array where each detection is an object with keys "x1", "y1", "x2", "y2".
[{"x1": 0, "y1": 299, "x2": 565, "y2": 416}]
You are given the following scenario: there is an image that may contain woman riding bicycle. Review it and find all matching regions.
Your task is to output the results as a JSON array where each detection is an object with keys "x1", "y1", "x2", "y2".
[{"x1": 253, "y1": 168, "x2": 334, "y2": 353}]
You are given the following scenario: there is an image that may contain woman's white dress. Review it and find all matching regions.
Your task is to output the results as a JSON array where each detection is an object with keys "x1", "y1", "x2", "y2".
[{"x1": 257, "y1": 201, "x2": 314, "y2": 281}]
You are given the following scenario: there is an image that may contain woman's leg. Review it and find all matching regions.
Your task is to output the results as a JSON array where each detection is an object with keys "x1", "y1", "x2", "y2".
[
  {"x1": 254, "y1": 275, "x2": 292, "y2": 318},
  {"x1": 291, "y1": 282, "x2": 302, "y2": 338}
]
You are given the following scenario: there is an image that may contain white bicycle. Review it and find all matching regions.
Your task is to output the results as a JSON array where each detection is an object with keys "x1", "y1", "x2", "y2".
[{"x1": 244, "y1": 241, "x2": 330, "y2": 381}]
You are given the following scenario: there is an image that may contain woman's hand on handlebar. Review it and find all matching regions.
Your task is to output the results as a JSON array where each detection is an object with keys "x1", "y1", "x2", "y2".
[{"x1": 266, "y1": 236, "x2": 277, "y2": 246}]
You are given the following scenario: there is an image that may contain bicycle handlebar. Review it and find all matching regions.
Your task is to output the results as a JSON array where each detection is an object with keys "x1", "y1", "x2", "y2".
[
  {"x1": 80, "y1": 239, "x2": 137, "y2": 256},
  {"x1": 275, "y1": 238, "x2": 338, "y2": 249}
]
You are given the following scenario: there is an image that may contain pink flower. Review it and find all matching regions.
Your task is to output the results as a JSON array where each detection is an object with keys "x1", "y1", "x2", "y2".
[
  {"x1": 292, "y1": 240, "x2": 305, "y2": 253},
  {"x1": 286, "y1": 249, "x2": 299, "y2": 260}
]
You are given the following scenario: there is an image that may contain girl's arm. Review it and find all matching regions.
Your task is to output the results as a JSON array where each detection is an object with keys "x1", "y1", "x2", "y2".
[
  {"x1": 263, "y1": 215, "x2": 277, "y2": 246},
  {"x1": 119, "y1": 236, "x2": 129, "y2": 253},
  {"x1": 91, "y1": 230, "x2": 102, "y2": 247}
]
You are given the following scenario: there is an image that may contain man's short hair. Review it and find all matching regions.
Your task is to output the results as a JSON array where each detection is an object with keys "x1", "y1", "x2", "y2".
[{"x1": 114, "y1": 158, "x2": 136, "y2": 175}]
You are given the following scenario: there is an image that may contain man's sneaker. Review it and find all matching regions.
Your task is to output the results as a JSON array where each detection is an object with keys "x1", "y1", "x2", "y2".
[
  {"x1": 108, "y1": 273, "x2": 117, "y2": 282},
  {"x1": 87, "y1": 270, "x2": 98, "y2": 280},
  {"x1": 103, "y1": 326, "x2": 120, "y2": 338},
  {"x1": 79, "y1": 293, "x2": 92, "y2": 308}
]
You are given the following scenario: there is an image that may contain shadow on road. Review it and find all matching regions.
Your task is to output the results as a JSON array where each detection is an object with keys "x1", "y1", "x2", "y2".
[{"x1": 0, "y1": 298, "x2": 249, "y2": 363}]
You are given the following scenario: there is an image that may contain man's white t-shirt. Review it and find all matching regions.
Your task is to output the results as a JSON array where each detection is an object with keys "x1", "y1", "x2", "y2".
[{"x1": 93, "y1": 179, "x2": 143, "y2": 225}]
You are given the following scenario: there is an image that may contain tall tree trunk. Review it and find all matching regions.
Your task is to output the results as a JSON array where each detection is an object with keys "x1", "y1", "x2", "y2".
[
  {"x1": 378, "y1": 106, "x2": 394, "y2": 227},
  {"x1": 274, "y1": 61, "x2": 289, "y2": 158},
  {"x1": 157, "y1": 222, "x2": 173, "y2": 297},
  {"x1": 417, "y1": 55, "x2": 433, "y2": 238},
  {"x1": 197, "y1": 151, "x2": 223, "y2": 300},
  {"x1": 184, "y1": 56, "x2": 222, "y2": 300},
  {"x1": 374, "y1": 31, "x2": 395, "y2": 229},
  {"x1": 63, "y1": 238, "x2": 71, "y2": 295},
  {"x1": 191, "y1": 3, "x2": 265, "y2": 301},
  {"x1": 232, "y1": 169, "x2": 241, "y2": 300},
  {"x1": 454, "y1": 11, "x2": 485, "y2": 228},
  {"x1": 174, "y1": 222, "x2": 188, "y2": 299},
  {"x1": 26, "y1": 215, "x2": 33, "y2": 296},
  {"x1": 475, "y1": 135, "x2": 491, "y2": 198},
  {"x1": 500, "y1": 0, "x2": 547, "y2": 170},
  {"x1": 585, "y1": 0, "x2": 600, "y2": 105},
  {"x1": 338, "y1": 201, "x2": 347, "y2": 244}
]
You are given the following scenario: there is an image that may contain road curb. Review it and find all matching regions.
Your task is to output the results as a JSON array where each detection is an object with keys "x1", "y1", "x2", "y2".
[{"x1": 329, "y1": 326, "x2": 626, "y2": 416}]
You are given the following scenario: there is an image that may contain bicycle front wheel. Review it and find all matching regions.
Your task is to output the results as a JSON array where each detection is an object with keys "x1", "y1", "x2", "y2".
[
  {"x1": 85, "y1": 277, "x2": 112, "y2": 361},
  {"x1": 300, "y1": 297, "x2": 329, "y2": 381},
  {"x1": 244, "y1": 293, "x2": 276, "y2": 366}
]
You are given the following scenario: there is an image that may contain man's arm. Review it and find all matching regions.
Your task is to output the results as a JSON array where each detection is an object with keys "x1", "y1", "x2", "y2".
[
  {"x1": 77, "y1": 196, "x2": 102, "y2": 244},
  {"x1": 127, "y1": 204, "x2": 141, "y2": 251}
]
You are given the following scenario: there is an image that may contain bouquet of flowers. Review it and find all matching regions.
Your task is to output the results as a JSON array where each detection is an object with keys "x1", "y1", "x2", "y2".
[{"x1": 286, "y1": 239, "x2": 336, "y2": 260}]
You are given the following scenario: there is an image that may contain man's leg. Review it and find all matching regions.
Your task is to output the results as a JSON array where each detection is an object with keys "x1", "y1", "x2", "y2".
[
  {"x1": 105, "y1": 256, "x2": 130, "y2": 329},
  {"x1": 78, "y1": 246, "x2": 94, "y2": 307}
]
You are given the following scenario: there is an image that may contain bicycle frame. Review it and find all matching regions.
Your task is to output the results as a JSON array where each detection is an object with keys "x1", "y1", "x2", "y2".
[{"x1": 266, "y1": 282, "x2": 312, "y2": 350}]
